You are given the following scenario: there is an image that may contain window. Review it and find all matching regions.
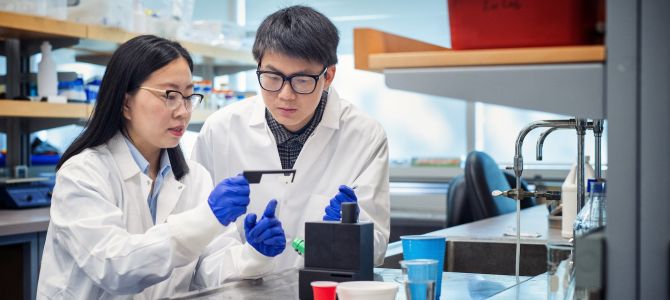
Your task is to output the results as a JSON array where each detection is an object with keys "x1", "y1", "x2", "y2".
[
  {"x1": 333, "y1": 55, "x2": 467, "y2": 164},
  {"x1": 475, "y1": 102, "x2": 608, "y2": 167}
]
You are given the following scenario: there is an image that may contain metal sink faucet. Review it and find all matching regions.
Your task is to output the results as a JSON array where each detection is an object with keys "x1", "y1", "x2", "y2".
[{"x1": 493, "y1": 117, "x2": 604, "y2": 283}]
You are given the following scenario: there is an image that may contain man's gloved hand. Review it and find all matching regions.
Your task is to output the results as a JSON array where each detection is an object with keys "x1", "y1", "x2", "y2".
[
  {"x1": 244, "y1": 199, "x2": 286, "y2": 257},
  {"x1": 208, "y1": 174, "x2": 250, "y2": 226},
  {"x1": 323, "y1": 185, "x2": 357, "y2": 221}
]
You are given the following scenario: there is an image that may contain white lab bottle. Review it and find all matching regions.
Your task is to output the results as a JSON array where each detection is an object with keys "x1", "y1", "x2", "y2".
[
  {"x1": 37, "y1": 41, "x2": 58, "y2": 99},
  {"x1": 561, "y1": 156, "x2": 595, "y2": 238}
]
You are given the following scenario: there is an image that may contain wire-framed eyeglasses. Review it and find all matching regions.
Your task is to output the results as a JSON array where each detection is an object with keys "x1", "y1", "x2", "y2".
[
  {"x1": 139, "y1": 86, "x2": 204, "y2": 112},
  {"x1": 256, "y1": 66, "x2": 327, "y2": 94}
]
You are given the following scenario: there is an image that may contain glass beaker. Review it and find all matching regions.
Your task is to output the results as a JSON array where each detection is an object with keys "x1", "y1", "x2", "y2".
[
  {"x1": 546, "y1": 241, "x2": 573, "y2": 300},
  {"x1": 400, "y1": 259, "x2": 438, "y2": 300}
]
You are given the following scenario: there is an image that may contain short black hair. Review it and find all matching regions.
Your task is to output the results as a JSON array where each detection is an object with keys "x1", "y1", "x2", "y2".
[
  {"x1": 57, "y1": 35, "x2": 192, "y2": 180},
  {"x1": 252, "y1": 5, "x2": 339, "y2": 66}
]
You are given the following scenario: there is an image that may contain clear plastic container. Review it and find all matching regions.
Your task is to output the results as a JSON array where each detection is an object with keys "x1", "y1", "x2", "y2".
[
  {"x1": 37, "y1": 41, "x2": 58, "y2": 98},
  {"x1": 46, "y1": 0, "x2": 66, "y2": 20},
  {"x1": 67, "y1": 0, "x2": 133, "y2": 31},
  {"x1": 573, "y1": 180, "x2": 607, "y2": 237},
  {"x1": 561, "y1": 157, "x2": 595, "y2": 238},
  {"x1": 546, "y1": 242, "x2": 573, "y2": 300},
  {"x1": 0, "y1": 0, "x2": 47, "y2": 16}
]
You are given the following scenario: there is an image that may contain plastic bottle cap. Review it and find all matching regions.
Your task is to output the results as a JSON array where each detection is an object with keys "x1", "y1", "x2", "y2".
[{"x1": 586, "y1": 178, "x2": 597, "y2": 193}]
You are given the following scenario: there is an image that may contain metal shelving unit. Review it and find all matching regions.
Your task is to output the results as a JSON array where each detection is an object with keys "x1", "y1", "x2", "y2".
[{"x1": 0, "y1": 11, "x2": 241, "y2": 171}]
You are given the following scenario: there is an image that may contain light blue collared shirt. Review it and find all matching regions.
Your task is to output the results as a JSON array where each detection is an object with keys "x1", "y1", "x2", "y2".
[{"x1": 123, "y1": 137, "x2": 171, "y2": 224}]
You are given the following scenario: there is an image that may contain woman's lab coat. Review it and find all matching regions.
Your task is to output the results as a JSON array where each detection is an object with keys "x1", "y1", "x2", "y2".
[
  {"x1": 191, "y1": 88, "x2": 391, "y2": 272},
  {"x1": 37, "y1": 133, "x2": 273, "y2": 300}
]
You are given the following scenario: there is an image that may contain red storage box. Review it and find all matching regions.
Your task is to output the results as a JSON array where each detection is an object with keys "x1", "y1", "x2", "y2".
[{"x1": 448, "y1": 0, "x2": 603, "y2": 50}]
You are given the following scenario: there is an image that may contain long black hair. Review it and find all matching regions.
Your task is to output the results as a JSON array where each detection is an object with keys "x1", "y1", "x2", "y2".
[{"x1": 57, "y1": 35, "x2": 193, "y2": 180}]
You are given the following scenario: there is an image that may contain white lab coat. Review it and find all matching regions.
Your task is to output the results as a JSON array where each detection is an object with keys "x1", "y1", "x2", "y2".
[
  {"x1": 192, "y1": 88, "x2": 391, "y2": 272},
  {"x1": 37, "y1": 133, "x2": 274, "y2": 300}
]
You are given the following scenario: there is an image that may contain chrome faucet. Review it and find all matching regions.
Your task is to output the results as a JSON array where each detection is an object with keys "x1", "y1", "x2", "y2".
[
  {"x1": 501, "y1": 119, "x2": 578, "y2": 281},
  {"x1": 592, "y1": 119, "x2": 604, "y2": 179},
  {"x1": 492, "y1": 117, "x2": 604, "y2": 283},
  {"x1": 512, "y1": 119, "x2": 577, "y2": 203},
  {"x1": 535, "y1": 119, "x2": 606, "y2": 211},
  {"x1": 536, "y1": 127, "x2": 559, "y2": 161}
]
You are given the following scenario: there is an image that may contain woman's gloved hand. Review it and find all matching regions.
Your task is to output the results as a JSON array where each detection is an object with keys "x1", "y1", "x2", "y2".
[
  {"x1": 208, "y1": 174, "x2": 250, "y2": 226},
  {"x1": 244, "y1": 199, "x2": 286, "y2": 257},
  {"x1": 323, "y1": 185, "x2": 357, "y2": 221}
]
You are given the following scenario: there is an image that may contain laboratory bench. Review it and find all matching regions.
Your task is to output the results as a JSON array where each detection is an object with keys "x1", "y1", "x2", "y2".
[
  {"x1": 0, "y1": 207, "x2": 50, "y2": 300},
  {"x1": 383, "y1": 204, "x2": 569, "y2": 276},
  {"x1": 169, "y1": 203, "x2": 561, "y2": 299},
  {"x1": 487, "y1": 273, "x2": 550, "y2": 300},
  {"x1": 0, "y1": 203, "x2": 565, "y2": 299},
  {"x1": 0, "y1": 207, "x2": 50, "y2": 237},
  {"x1": 169, "y1": 268, "x2": 534, "y2": 300}
]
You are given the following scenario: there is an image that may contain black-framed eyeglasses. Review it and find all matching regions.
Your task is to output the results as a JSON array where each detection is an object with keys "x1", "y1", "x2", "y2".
[
  {"x1": 139, "y1": 86, "x2": 204, "y2": 112},
  {"x1": 256, "y1": 66, "x2": 327, "y2": 94}
]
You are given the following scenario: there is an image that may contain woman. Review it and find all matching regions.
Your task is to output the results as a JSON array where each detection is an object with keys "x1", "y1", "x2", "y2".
[{"x1": 37, "y1": 35, "x2": 285, "y2": 299}]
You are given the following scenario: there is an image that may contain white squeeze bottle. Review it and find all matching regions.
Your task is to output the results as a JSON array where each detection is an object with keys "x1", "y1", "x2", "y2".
[
  {"x1": 561, "y1": 156, "x2": 595, "y2": 238},
  {"x1": 38, "y1": 41, "x2": 58, "y2": 99}
]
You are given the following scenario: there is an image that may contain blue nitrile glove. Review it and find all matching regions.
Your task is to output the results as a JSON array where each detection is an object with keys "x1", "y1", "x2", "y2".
[
  {"x1": 208, "y1": 174, "x2": 250, "y2": 226},
  {"x1": 323, "y1": 185, "x2": 357, "y2": 221},
  {"x1": 244, "y1": 199, "x2": 286, "y2": 257}
]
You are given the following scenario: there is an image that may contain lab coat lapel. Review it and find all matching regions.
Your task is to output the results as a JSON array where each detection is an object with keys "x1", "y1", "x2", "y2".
[
  {"x1": 250, "y1": 97, "x2": 283, "y2": 169},
  {"x1": 292, "y1": 88, "x2": 341, "y2": 172},
  {"x1": 155, "y1": 173, "x2": 184, "y2": 224},
  {"x1": 108, "y1": 133, "x2": 155, "y2": 227},
  {"x1": 108, "y1": 132, "x2": 142, "y2": 181}
]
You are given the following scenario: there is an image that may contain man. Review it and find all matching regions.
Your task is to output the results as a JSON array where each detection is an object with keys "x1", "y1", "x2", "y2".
[{"x1": 192, "y1": 5, "x2": 390, "y2": 272}]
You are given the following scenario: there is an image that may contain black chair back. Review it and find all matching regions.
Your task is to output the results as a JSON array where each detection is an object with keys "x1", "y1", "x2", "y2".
[
  {"x1": 446, "y1": 151, "x2": 536, "y2": 227},
  {"x1": 447, "y1": 175, "x2": 471, "y2": 227}
]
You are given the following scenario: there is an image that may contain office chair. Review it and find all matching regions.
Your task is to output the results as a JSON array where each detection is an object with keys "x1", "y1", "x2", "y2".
[
  {"x1": 447, "y1": 151, "x2": 536, "y2": 227},
  {"x1": 446, "y1": 175, "x2": 472, "y2": 227}
]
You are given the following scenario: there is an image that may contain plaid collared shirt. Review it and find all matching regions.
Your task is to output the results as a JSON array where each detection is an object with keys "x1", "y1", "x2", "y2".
[{"x1": 265, "y1": 91, "x2": 328, "y2": 169}]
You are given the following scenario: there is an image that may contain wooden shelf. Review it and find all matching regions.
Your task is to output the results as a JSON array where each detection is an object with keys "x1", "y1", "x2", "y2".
[
  {"x1": 0, "y1": 11, "x2": 87, "y2": 39},
  {"x1": 0, "y1": 11, "x2": 255, "y2": 72},
  {"x1": 354, "y1": 28, "x2": 446, "y2": 71},
  {"x1": 369, "y1": 45, "x2": 605, "y2": 70},
  {"x1": 354, "y1": 28, "x2": 605, "y2": 71},
  {"x1": 353, "y1": 28, "x2": 606, "y2": 118},
  {"x1": 0, "y1": 100, "x2": 92, "y2": 119},
  {"x1": 0, "y1": 11, "x2": 248, "y2": 167},
  {"x1": 0, "y1": 99, "x2": 216, "y2": 128},
  {"x1": 86, "y1": 24, "x2": 138, "y2": 44}
]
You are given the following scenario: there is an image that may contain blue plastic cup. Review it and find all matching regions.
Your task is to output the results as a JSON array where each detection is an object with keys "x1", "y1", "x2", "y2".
[
  {"x1": 401, "y1": 235, "x2": 446, "y2": 298},
  {"x1": 400, "y1": 259, "x2": 438, "y2": 300}
]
